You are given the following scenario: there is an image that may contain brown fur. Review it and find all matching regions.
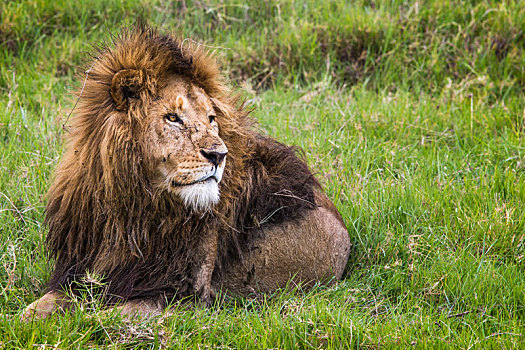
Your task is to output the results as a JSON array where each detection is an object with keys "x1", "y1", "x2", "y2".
[{"x1": 31, "y1": 25, "x2": 349, "y2": 315}]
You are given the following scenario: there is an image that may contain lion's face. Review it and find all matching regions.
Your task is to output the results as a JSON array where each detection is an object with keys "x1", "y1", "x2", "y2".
[{"x1": 143, "y1": 75, "x2": 228, "y2": 211}]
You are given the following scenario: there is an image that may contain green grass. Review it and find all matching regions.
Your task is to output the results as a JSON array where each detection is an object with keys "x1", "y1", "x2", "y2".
[{"x1": 1, "y1": 0, "x2": 524, "y2": 348}]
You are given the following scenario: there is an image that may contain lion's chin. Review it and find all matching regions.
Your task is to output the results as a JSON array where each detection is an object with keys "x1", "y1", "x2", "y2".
[{"x1": 172, "y1": 178, "x2": 220, "y2": 212}]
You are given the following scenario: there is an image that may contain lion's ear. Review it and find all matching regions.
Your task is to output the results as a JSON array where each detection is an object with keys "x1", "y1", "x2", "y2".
[{"x1": 110, "y1": 69, "x2": 147, "y2": 111}]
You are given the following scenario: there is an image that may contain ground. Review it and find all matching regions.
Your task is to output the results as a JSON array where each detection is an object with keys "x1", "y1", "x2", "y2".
[{"x1": 1, "y1": 0, "x2": 524, "y2": 348}]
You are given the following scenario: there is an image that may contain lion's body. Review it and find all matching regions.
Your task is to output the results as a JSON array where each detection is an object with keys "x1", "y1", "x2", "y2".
[{"x1": 22, "y1": 26, "x2": 350, "y2": 320}]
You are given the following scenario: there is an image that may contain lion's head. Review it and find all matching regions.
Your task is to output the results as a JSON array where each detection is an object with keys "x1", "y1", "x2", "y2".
[
  {"x1": 92, "y1": 29, "x2": 246, "y2": 213},
  {"x1": 115, "y1": 73, "x2": 229, "y2": 211}
]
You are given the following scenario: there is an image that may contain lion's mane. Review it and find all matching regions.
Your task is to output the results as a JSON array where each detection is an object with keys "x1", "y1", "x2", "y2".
[{"x1": 45, "y1": 25, "x2": 319, "y2": 304}]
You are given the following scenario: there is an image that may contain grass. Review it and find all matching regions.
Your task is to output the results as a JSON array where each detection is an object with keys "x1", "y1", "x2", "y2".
[{"x1": 1, "y1": 0, "x2": 524, "y2": 348}]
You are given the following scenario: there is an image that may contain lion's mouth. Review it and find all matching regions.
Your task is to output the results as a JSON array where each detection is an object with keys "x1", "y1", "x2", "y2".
[{"x1": 170, "y1": 176, "x2": 218, "y2": 188}]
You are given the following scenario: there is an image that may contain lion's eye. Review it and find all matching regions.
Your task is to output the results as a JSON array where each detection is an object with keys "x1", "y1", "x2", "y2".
[
  {"x1": 165, "y1": 113, "x2": 183, "y2": 124},
  {"x1": 209, "y1": 115, "x2": 216, "y2": 124}
]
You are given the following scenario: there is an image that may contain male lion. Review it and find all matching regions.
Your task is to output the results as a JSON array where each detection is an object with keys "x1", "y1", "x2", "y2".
[{"x1": 23, "y1": 26, "x2": 350, "y2": 319}]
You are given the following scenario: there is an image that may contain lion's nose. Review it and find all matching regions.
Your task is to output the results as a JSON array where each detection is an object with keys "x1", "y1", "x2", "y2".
[{"x1": 201, "y1": 149, "x2": 227, "y2": 167}]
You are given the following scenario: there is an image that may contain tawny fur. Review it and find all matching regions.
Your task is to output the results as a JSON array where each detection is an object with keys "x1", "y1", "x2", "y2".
[{"x1": 23, "y1": 25, "x2": 350, "y2": 319}]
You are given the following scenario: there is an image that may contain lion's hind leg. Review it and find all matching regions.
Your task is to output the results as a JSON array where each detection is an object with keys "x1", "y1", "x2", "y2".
[{"x1": 215, "y1": 194, "x2": 351, "y2": 296}]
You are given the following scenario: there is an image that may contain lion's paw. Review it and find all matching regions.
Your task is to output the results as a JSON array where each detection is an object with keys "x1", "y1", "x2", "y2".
[{"x1": 20, "y1": 291, "x2": 68, "y2": 322}]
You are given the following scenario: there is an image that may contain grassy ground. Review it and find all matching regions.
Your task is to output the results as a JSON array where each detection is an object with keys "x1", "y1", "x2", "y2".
[{"x1": 1, "y1": 0, "x2": 524, "y2": 348}]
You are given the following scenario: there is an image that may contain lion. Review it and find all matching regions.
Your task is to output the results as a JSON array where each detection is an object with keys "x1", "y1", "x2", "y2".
[{"x1": 22, "y1": 25, "x2": 350, "y2": 320}]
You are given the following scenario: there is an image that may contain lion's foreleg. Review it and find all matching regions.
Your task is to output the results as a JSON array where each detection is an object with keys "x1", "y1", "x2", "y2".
[
  {"x1": 102, "y1": 298, "x2": 165, "y2": 319},
  {"x1": 21, "y1": 291, "x2": 70, "y2": 321},
  {"x1": 192, "y1": 231, "x2": 219, "y2": 306}
]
